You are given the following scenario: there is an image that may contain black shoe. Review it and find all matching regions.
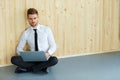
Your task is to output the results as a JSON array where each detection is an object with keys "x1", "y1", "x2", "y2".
[
  {"x1": 41, "y1": 68, "x2": 49, "y2": 73},
  {"x1": 15, "y1": 67, "x2": 30, "y2": 73}
]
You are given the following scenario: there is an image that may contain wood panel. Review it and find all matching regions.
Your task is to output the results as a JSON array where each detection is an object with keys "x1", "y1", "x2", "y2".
[{"x1": 0, "y1": 0, "x2": 120, "y2": 65}]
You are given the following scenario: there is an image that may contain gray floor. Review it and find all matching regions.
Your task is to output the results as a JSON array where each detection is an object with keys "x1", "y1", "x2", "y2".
[{"x1": 0, "y1": 51, "x2": 120, "y2": 80}]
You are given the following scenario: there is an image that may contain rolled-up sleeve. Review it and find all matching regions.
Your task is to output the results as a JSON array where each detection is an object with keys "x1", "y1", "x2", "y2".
[
  {"x1": 47, "y1": 28, "x2": 57, "y2": 55},
  {"x1": 17, "y1": 31, "x2": 27, "y2": 55}
]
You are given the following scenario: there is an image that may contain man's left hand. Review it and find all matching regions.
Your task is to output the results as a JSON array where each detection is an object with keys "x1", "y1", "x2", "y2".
[{"x1": 45, "y1": 52, "x2": 50, "y2": 58}]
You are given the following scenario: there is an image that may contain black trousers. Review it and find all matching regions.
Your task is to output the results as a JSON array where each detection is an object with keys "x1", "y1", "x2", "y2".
[{"x1": 11, "y1": 56, "x2": 58, "y2": 70}]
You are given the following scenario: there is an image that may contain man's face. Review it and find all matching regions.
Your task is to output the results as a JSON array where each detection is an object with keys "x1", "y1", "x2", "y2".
[{"x1": 27, "y1": 14, "x2": 39, "y2": 27}]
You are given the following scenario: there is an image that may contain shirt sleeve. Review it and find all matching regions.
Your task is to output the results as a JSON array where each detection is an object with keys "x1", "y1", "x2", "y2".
[
  {"x1": 47, "y1": 27, "x2": 57, "y2": 55},
  {"x1": 16, "y1": 31, "x2": 27, "y2": 55}
]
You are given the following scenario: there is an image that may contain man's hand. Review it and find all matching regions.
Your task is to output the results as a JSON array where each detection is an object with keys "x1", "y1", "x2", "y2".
[{"x1": 45, "y1": 52, "x2": 50, "y2": 58}]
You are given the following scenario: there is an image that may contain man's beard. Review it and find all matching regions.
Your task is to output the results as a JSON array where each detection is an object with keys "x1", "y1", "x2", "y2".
[{"x1": 30, "y1": 23, "x2": 37, "y2": 27}]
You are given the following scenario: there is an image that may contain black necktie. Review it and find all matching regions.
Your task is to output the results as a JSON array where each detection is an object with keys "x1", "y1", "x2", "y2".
[{"x1": 33, "y1": 29, "x2": 38, "y2": 51}]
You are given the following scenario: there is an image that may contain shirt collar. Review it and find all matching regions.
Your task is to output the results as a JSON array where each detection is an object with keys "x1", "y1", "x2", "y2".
[{"x1": 30, "y1": 24, "x2": 41, "y2": 31}]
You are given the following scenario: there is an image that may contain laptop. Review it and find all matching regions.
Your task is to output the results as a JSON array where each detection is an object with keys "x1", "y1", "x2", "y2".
[{"x1": 19, "y1": 51, "x2": 48, "y2": 62}]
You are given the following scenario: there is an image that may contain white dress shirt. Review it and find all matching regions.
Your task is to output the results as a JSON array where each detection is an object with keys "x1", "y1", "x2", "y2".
[{"x1": 17, "y1": 24, "x2": 56, "y2": 55}]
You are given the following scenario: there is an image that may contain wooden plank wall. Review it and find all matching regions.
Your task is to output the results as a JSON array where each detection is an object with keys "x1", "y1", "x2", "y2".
[{"x1": 0, "y1": 0, "x2": 120, "y2": 65}]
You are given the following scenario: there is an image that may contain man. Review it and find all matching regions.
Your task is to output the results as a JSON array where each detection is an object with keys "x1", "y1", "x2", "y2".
[{"x1": 11, "y1": 8, "x2": 58, "y2": 73}]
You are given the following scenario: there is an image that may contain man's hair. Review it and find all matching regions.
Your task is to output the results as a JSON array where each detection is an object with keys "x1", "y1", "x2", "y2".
[{"x1": 27, "y1": 8, "x2": 38, "y2": 17}]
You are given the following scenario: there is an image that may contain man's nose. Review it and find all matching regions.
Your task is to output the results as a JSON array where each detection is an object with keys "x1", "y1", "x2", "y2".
[{"x1": 32, "y1": 19, "x2": 35, "y2": 22}]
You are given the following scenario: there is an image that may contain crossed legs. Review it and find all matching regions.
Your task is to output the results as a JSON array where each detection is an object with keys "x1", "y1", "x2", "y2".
[{"x1": 11, "y1": 56, "x2": 58, "y2": 73}]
